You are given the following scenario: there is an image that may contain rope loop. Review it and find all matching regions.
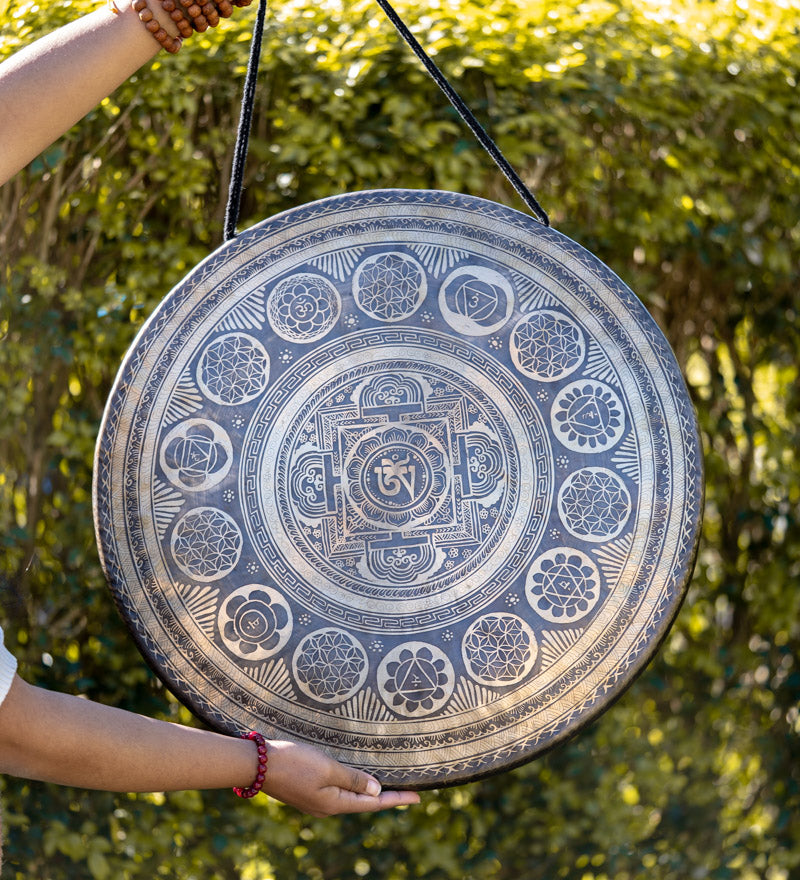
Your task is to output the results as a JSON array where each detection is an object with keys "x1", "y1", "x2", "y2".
[
  {"x1": 224, "y1": 0, "x2": 268, "y2": 241},
  {"x1": 224, "y1": 0, "x2": 550, "y2": 239}
]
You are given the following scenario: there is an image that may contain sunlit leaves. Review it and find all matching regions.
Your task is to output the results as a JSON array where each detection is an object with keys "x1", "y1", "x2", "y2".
[{"x1": 1, "y1": 0, "x2": 798, "y2": 876}]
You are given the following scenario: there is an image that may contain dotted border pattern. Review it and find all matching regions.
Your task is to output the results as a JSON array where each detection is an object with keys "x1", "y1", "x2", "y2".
[{"x1": 93, "y1": 189, "x2": 703, "y2": 789}]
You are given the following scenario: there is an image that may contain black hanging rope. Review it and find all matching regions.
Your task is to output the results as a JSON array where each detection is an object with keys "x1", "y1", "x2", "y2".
[
  {"x1": 224, "y1": 0, "x2": 549, "y2": 238},
  {"x1": 224, "y1": 0, "x2": 269, "y2": 241},
  {"x1": 373, "y1": 0, "x2": 549, "y2": 226}
]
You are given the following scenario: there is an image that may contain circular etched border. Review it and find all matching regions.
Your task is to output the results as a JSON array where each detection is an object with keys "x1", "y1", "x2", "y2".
[
  {"x1": 93, "y1": 189, "x2": 703, "y2": 790},
  {"x1": 242, "y1": 332, "x2": 552, "y2": 631}
]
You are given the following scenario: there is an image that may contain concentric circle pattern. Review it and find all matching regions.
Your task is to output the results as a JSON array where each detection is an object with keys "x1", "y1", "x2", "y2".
[{"x1": 95, "y1": 189, "x2": 702, "y2": 789}]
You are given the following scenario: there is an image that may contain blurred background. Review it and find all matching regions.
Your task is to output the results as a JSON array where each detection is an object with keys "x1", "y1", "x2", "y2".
[{"x1": 1, "y1": 0, "x2": 798, "y2": 877}]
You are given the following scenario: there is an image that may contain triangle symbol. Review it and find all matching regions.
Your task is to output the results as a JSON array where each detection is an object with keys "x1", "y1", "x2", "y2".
[
  {"x1": 398, "y1": 659, "x2": 436, "y2": 698},
  {"x1": 574, "y1": 399, "x2": 600, "y2": 427}
]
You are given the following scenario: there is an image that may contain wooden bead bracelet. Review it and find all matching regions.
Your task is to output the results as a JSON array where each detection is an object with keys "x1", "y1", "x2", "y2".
[
  {"x1": 132, "y1": 0, "x2": 182, "y2": 53},
  {"x1": 161, "y1": 0, "x2": 194, "y2": 40},
  {"x1": 233, "y1": 731, "x2": 268, "y2": 799},
  {"x1": 114, "y1": 0, "x2": 253, "y2": 53}
]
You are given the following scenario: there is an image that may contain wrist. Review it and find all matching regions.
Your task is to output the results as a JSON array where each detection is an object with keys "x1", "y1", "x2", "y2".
[{"x1": 233, "y1": 731, "x2": 268, "y2": 799}]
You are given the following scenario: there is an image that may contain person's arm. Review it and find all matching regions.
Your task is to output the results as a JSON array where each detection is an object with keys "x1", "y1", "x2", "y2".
[
  {"x1": 0, "y1": 0, "x2": 169, "y2": 186},
  {"x1": 0, "y1": 675, "x2": 419, "y2": 816}
]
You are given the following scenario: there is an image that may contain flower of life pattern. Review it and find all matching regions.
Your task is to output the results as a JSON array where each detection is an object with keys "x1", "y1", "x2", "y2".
[
  {"x1": 218, "y1": 584, "x2": 292, "y2": 661},
  {"x1": 352, "y1": 252, "x2": 426, "y2": 322},
  {"x1": 267, "y1": 272, "x2": 341, "y2": 343},
  {"x1": 461, "y1": 613, "x2": 537, "y2": 686},
  {"x1": 170, "y1": 507, "x2": 242, "y2": 582},
  {"x1": 510, "y1": 310, "x2": 585, "y2": 382},
  {"x1": 292, "y1": 628, "x2": 369, "y2": 704},
  {"x1": 525, "y1": 547, "x2": 601, "y2": 623},
  {"x1": 552, "y1": 381, "x2": 625, "y2": 452},
  {"x1": 196, "y1": 333, "x2": 269, "y2": 405},
  {"x1": 159, "y1": 419, "x2": 232, "y2": 492},
  {"x1": 377, "y1": 642, "x2": 455, "y2": 717},
  {"x1": 558, "y1": 467, "x2": 632, "y2": 542}
]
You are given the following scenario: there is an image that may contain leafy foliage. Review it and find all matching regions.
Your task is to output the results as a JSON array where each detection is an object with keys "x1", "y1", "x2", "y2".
[{"x1": 1, "y1": 0, "x2": 798, "y2": 877}]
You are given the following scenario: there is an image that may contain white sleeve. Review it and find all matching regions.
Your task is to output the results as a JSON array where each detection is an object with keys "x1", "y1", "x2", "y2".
[{"x1": 0, "y1": 625, "x2": 18, "y2": 708}]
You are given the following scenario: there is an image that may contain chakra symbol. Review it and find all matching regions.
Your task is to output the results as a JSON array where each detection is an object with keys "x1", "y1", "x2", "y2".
[
  {"x1": 510, "y1": 310, "x2": 585, "y2": 382},
  {"x1": 343, "y1": 424, "x2": 450, "y2": 530},
  {"x1": 159, "y1": 419, "x2": 233, "y2": 492},
  {"x1": 462, "y1": 613, "x2": 537, "y2": 685},
  {"x1": 170, "y1": 507, "x2": 242, "y2": 582},
  {"x1": 267, "y1": 272, "x2": 341, "y2": 343},
  {"x1": 292, "y1": 628, "x2": 368, "y2": 704},
  {"x1": 377, "y1": 642, "x2": 454, "y2": 717},
  {"x1": 552, "y1": 381, "x2": 625, "y2": 451},
  {"x1": 197, "y1": 333, "x2": 270, "y2": 406},
  {"x1": 352, "y1": 252, "x2": 427, "y2": 322},
  {"x1": 525, "y1": 548, "x2": 601, "y2": 623},
  {"x1": 439, "y1": 265, "x2": 514, "y2": 335},
  {"x1": 558, "y1": 467, "x2": 632, "y2": 542},
  {"x1": 218, "y1": 584, "x2": 292, "y2": 661}
]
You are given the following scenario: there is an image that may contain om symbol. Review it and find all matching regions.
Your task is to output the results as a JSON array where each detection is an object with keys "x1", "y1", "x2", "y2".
[
  {"x1": 373, "y1": 452, "x2": 419, "y2": 501},
  {"x1": 364, "y1": 445, "x2": 431, "y2": 513},
  {"x1": 343, "y1": 425, "x2": 451, "y2": 530}
]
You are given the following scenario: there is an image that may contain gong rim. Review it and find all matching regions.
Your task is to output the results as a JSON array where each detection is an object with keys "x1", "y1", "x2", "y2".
[{"x1": 93, "y1": 189, "x2": 703, "y2": 789}]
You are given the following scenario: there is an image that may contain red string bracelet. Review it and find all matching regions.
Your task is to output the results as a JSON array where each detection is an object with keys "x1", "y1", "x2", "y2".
[{"x1": 233, "y1": 731, "x2": 268, "y2": 799}]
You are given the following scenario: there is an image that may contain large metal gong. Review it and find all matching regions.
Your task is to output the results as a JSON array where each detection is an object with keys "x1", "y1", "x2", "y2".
[{"x1": 93, "y1": 189, "x2": 703, "y2": 789}]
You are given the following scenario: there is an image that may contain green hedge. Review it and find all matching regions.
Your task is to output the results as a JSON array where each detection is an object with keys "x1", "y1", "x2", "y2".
[{"x1": 1, "y1": 0, "x2": 798, "y2": 877}]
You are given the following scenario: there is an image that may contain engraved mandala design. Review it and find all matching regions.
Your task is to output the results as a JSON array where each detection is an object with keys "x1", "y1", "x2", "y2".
[
  {"x1": 510, "y1": 310, "x2": 585, "y2": 381},
  {"x1": 292, "y1": 628, "x2": 368, "y2": 704},
  {"x1": 218, "y1": 584, "x2": 292, "y2": 661},
  {"x1": 95, "y1": 189, "x2": 703, "y2": 789},
  {"x1": 558, "y1": 467, "x2": 632, "y2": 542},
  {"x1": 552, "y1": 381, "x2": 625, "y2": 451},
  {"x1": 353, "y1": 252, "x2": 426, "y2": 321},
  {"x1": 159, "y1": 419, "x2": 233, "y2": 492},
  {"x1": 245, "y1": 334, "x2": 553, "y2": 625},
  {"x1": 377, "y1": 642, "x2": 454, "y2": 717},
  {"x1": 170, "y1": 507, "x2": 242, "y2": 582},
  {"x1": 197, "y1": 333, "x2": 270, "y2": 405},
  {"x1": 439, "y1": 265, "x2": 514, "y2": 335},
  {"x1": 462, "y1": 613, "x2": 537, "y2": 685},
  {"x1": 267, "y1": 272, "x2": 341, "y2": 343},
  {"x1": 342, "y1": 424, "x2": 450, "y2": 530},
  {"x1": 525, "y1": 547, "x2": 601, "y2": 623}
]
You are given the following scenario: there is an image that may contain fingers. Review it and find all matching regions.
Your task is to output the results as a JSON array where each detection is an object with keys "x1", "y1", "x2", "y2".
[
  {"x1": 371, "y1": 789, "x2": 421, "y2": 809},
  {"x1": 327, "y1": 766, "x2": 421, "y2": 814},
  {"x1": 328, "y1": 785, "x2": 421, "y2": 815},
  {"x1": 263, "y1": 739, "x2": 421, "y2": 816},
  {"x1": 341, "y1": 765, "x2": 382, "y2": 797}
]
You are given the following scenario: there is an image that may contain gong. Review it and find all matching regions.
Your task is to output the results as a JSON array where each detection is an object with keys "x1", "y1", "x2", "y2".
[{"x1": 93, "y1": 189, "x2": 703, "y2": 789}]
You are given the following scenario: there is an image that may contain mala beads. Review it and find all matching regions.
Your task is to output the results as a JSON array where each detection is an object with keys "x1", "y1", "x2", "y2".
[
  {"x1": 120, "y1": 0, "x2": 253, "y2": 53},
  {"x1": 132, "y1": 0, "x2": 182, "y2": 54},
  {"x1": 232, "y1": 731, "x2": 268, "y2": 799},
  {"x1": 161, "y1": 0, "x2": 194, "y2": 40}
]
